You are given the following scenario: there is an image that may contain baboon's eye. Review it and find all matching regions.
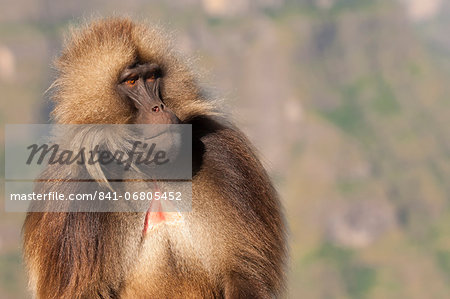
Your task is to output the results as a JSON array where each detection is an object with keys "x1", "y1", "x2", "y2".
[
  {"x1": 147, "y1": 73, "x2": 156, "y2": 82},
  {"x1": 126, "y1": 79, "x2": 136, "y2": 87}
]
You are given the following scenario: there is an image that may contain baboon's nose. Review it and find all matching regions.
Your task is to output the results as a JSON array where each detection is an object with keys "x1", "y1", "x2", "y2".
[{"x1": 151, "y1": 104, "x2": 165, "y2": 112}]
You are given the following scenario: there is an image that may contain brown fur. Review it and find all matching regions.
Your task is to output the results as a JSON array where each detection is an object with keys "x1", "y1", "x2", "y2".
[{"x1": 23, "y1": 17, "x2": 286, "y2": 298}]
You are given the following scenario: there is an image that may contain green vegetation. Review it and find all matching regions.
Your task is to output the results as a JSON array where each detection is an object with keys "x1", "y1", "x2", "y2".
[
  {"x1": 324, "y1": 87, "x2": 367, "y2": 136},
  {"x1": 436, "y1": 250, "x2": 450, "y2": 278},
  {"x1": 0, "y1": 251, "x2": 27, "y2": 298},
  {"x1": 322, "y1": 74, "x2": 400, "y2": 138},
  {"x1": 308, "y1": 243, "x2": 377, "y2": 298},
  {"x1": 371, "y1": 77, "x2": 400, "y2": 116}
]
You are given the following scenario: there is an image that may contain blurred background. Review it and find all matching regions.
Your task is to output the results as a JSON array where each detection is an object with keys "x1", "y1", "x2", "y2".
[{"x1": 1, "y1": 0, "x2": 450, "y2": 298}]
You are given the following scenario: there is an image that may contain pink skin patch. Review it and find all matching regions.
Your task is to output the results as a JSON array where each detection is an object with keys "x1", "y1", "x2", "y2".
[{"x1": 143, "y1": 183, "x2": 184, "y2": 235}]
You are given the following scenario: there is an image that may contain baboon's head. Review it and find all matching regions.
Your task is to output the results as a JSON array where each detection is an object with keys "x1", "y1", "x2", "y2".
[{"x1": 51, "y1": 18, "x2": 214, "y2": 124}]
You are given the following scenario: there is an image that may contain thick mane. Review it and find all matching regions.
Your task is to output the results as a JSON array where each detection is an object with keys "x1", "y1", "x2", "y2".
[
  {"x1": 24, "y1": 17, "x2": 286, "y2": 299},
  {"x1": 51, "y1": 18, "x2": 215, "y2": 124}
]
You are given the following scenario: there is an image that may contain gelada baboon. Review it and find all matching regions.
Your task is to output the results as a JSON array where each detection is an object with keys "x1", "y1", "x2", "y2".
[{"x1": 23, "y1": 18, "x2": 286, "y2": 298}]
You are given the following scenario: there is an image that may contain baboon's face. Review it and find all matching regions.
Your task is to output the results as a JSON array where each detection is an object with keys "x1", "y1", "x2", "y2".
[{"x1": 117, "y1": 62, "x2": 180, "y2": 124}]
